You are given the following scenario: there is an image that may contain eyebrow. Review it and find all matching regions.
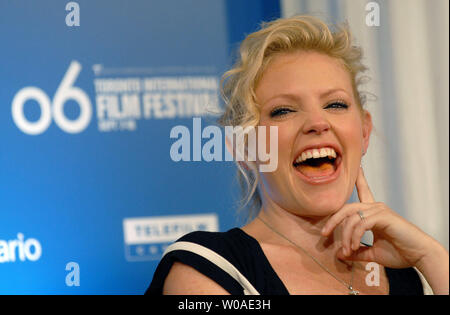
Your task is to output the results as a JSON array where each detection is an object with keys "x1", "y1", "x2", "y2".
[{"x1": 262, "y1": 88, "x2": 350, "y2": 105}]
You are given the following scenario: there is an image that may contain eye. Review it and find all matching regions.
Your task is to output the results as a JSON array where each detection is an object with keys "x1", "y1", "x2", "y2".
[
  {"x1": 325, "y1": 100, "x2": 349, "y2": 110},
  {"x1": 270, "y1": 107, "x2": 295, "y2": 117}
]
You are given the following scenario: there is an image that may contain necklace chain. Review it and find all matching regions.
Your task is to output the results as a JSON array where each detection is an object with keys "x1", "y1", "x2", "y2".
[{"x1": 256, "y1": 216, "x2": 359, "y2": 295}]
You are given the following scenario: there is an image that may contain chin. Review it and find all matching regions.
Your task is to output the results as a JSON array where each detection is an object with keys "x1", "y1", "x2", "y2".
[
  {"x1": 303, "y1": 202, "x2": 343, "y2": 218},
  {"x1": 294, "y1": 189, "x2": 348, "y2": 218}
]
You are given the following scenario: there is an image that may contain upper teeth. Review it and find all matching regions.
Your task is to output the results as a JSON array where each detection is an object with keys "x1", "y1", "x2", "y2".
[{"x1": 295, "y1": 147, "x2": 337, "y2": 164}]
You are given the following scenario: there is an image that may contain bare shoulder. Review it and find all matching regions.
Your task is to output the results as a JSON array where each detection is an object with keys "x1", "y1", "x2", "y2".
[{"x1": 162, "y1": 261, "x2": 230, "y2": 295}]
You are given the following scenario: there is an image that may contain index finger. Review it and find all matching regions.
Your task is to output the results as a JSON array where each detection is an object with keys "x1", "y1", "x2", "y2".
[{"x1": 356, "y1": 166, "x2": 375, "y2": 203}]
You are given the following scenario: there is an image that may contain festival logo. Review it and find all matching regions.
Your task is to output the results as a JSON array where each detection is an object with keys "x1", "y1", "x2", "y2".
[{"x1": 11, "y1": 60, "x2": 221, "y2": 135}]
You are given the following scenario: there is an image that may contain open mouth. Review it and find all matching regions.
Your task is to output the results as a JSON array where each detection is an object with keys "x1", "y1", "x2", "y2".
[{"x1": 292, "y1": 147, "x2": 342, "y2": 183}]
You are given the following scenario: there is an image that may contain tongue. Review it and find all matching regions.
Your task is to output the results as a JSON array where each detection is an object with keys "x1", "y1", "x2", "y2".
[{"x1": 297, "y1": 161, "x2": 335, "y2": 178}]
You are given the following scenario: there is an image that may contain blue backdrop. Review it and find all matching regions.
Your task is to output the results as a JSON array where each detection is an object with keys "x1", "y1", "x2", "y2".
[{"x1": 0, "y1": 0, "x2": 280, "y2": 294}]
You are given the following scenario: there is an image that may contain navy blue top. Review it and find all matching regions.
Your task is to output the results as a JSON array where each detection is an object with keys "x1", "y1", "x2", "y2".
[{"x1": 146, "y1": 228, "x2": 424, "y2": 295}]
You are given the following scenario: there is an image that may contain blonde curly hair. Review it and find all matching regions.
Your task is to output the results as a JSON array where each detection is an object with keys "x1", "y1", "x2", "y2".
[{"x1": 218, "y1": 15, "x2": 369, "y2": 222}]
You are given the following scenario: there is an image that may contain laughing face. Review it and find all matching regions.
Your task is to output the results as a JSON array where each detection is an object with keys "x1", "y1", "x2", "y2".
[{"x1": 255, "y1": 50, "x2": 372, "y2": 218}]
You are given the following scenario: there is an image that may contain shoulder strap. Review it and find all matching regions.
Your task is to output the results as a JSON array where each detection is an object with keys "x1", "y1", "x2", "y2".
[
  {"x1": 163, "y1": 241, "x2": 260, "y2": 295},
  {"x1": 413, "y1": 267, "x2": 434, "y2": 295}
]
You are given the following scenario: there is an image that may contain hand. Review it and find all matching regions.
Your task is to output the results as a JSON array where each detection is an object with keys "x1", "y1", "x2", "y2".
[{"x1": 321, "y1": 166, "x2": 438, "y2": 269}]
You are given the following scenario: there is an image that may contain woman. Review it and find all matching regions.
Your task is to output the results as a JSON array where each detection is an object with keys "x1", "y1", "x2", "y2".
[{"x1": 147, "y1": 15, "x2": 449, "y2": 295}]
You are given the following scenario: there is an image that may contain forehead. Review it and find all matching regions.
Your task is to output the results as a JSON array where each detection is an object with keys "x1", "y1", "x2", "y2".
[{"x1": 255, "y1": 51, "x2": 354, "y2": 104}]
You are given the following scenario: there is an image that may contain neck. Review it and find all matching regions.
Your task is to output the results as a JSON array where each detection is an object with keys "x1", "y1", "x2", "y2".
[{"x1": 253, "y1": 198, "x2": 346, "y2": 264}]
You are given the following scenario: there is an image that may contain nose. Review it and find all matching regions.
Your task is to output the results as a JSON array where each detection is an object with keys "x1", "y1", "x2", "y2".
[{"x1": 302, "y1": 112, "x2": 330, "y2": 135}]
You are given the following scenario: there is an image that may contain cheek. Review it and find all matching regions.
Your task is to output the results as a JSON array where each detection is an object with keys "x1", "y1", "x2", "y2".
[
  {"x1": 334, "y1": 117, "x2": 364, "y2": 183},
  {"x1": 336, "y1": 117, "x2": 364, "y2": 151},
  {"x1": 274, "y1": 124, "x2": 295, "y2": 156},
  {"x1": 257, "y1": 121, "x2": 295, "y2": 164},
  {"x1": 256, "y1": 122, "x2": 296, "y2": 195}
]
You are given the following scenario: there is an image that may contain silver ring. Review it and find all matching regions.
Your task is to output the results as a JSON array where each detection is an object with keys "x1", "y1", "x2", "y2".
[{"x1": 357, "y1": 210, "x2": 365, "y2": 221}]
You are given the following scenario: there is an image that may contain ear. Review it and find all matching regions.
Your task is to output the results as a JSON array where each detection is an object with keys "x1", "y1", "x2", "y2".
[{"x1": 362, "y1": 110, "x2": 373, "y2": 155}]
